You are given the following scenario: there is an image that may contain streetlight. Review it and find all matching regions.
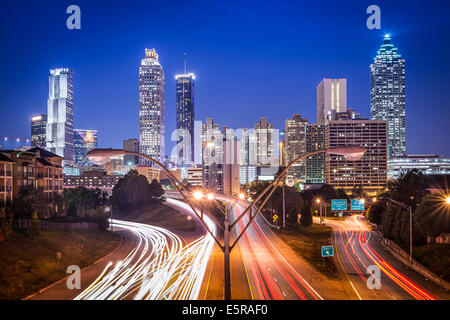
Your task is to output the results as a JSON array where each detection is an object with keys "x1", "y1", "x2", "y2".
[
  {"x1": 193, "y1": 191, "x2": 203, "y2": 200},
  {"x1": 238, "y1": 193, "x2": 245, "y2": 200},
  {"x1": 316, "y1": 198, "x2": 323, "y2": 224},
  {"x1": 446, "y1": 197, "x2": 450, "y2": 205}
]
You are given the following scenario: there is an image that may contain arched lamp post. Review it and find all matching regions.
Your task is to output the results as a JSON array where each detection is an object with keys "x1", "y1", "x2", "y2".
[{"x1": 87, "y1": 145, "x2": 366, "y2": 300}]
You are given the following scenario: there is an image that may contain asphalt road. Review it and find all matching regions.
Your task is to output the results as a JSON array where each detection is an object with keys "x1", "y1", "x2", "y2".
[
  {"x1": 218, "y1": 196, "x2": 348, "y2": 300},
  {"x1": 322, "y1": 214, "x2": 450, "y2": 300}
]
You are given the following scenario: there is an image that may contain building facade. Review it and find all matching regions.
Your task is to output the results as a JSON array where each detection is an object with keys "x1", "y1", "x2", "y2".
[
  {"x1": 317, "y1": 78, "x2": 347, "y2": 124},
  {"x1": 123, "y1": 138, "x2": 139, "y2": 165},
  {"x1": 187, "y1": 167, "x2": 203, "y2": 187},
  {"x1": 388, "y1": 154, "x2": 450, "y2": 180},
  {"x1": 139, "y1": 48, "x2": 165, "y2": 165},
  {"x1": 0, "y1": 154, "x2": 13, "y2": 209},
  {"x1": 73, "y1": 129, "x2": 98, "y2": 167},
  {"x1": 64, "y1": 170, "x2": 123, "y2": 196},
  {"x1": 46, "y1": 68, "x2": 74, "y2": 164},
  {"x1": 31, "y1": 114, "x2": 47, "y2": 148},
  {"x1": 135, "y1": 166, "x2": 161, "y2": 183},
  {"x1": 175, "y1": 73, "x2": 195, "y2": 165},
  {"x1": 285, "y1": 114, "x2": 308, "y2": 181},
  {"x1": 325, "y1": 119, "x2": 387, "y2": 194},
  {"x1": 254, "y1": 117, "x2": 275, "y2": 166},
  {"x1": 370, "y1": 34, "x2": 406, "y2": 158},
  {"x1": 201, "y1": 118, "x2": 224, "y2": 193},
  {"x1": 305, "y1": 124, "x2": 325, "y2": 184}
]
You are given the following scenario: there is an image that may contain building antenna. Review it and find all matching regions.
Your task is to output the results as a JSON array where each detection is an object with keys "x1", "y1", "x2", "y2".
[{"x1": 184, "y1": 52, "x2": 187, "y2": 74}]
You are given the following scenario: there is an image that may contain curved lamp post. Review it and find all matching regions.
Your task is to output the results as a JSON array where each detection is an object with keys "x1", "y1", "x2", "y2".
[{"x1": 87, "y1": 145, "x2": 366, "y2": 300}]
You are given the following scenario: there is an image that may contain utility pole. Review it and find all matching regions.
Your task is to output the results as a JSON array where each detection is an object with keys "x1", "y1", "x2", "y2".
[
  {"x1": 282, "y1": 183, "x2": 286, "y2": 228},
  {"x1": 223, "y1": 203, "x2": 231, "y2": 300}
]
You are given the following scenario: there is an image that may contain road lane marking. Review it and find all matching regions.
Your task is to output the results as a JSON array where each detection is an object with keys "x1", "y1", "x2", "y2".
[{"x1": 334, "y1": 229, "x2": 363, "y2": 300}]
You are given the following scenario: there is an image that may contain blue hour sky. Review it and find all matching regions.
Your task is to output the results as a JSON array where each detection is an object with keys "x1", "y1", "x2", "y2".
[{"x1": 0, "y1": 0, "x2": 449, "y2": 155}]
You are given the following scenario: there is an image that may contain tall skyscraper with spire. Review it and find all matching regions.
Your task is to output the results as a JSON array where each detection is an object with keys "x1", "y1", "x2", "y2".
[
  {"x1": 370, "y1": 34, "x2": 406, "y2": 158},
  {"x1": 139, "y1": 48, "x2": 165, "y2": 165},
  {"x1": 175, "y1": 54, "x2": 195, "y2": 165},
  {"x1": 46, "y1": 68, "x2": 74, "y2": 164}
]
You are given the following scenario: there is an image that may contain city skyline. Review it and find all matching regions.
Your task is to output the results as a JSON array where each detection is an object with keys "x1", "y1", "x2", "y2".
[{"x1": 0, "y1": 1, "x2": 449, "y2": 157}]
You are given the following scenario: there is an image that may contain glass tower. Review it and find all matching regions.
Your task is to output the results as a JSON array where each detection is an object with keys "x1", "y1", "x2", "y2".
[
  {"x1": 31, "y1": 114, "x2": 47, "y2": 148},
  {"x1": 139, "y1": 48, "x2": 165, "y2": 165},
  {"x1": 175, "y1": 72, "x2": 195, "y2": 164},
  {"x1": 370, "y1": 34, "x2": 406, "y2": 158},
  {"x1": 46, "y1": 68, "x2": 74, "y2": 164}
]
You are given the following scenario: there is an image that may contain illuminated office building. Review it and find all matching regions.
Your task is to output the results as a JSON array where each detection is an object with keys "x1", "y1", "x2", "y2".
[
  {"x1": 46, "y1": 68, "x2": 74, "y2": 164},
  {"x1": 388, "y1": 155, "x2": 450, "y2": 180},
  {"x1": 139, "y1": 48, "x2": 165, "y2": 166},
  {"x1": 370, "y1": 34, "x2": 406, "y2": 158},
  {"x1": 175, "y1": 70, "x2": 195, "y2": 165},
  {"x1": 305, "y1": 124, "x2": 325, "y2": 184},
  {"x1": 325, "y1": 119, "x2": 387, "y2": 194},
  {"x1": 285, "y1": 114, "x2": 308, "y2": 180},
  {"x1": 317, "y1": 78, "x2": 347, "y2": 124},
  {"x1": 31, "y1": 114, "x2": 47, "y2": 148}
]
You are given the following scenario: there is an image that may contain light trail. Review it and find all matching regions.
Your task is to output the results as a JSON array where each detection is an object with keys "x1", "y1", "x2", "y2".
[
  {"x1": 326, "y1": 214, "x2": 437, "y2": 300},
  {"x1": 74, "y1": 198, "x2": 216, "y2": 300},
  {"x1": 218, "y1": 195, "x2": 323, "y2": 300}
]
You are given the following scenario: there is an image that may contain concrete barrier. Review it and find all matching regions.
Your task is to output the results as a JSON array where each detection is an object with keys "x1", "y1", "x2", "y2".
[{"x1": 380, "y1": 237, "x2": 450, "y2": 292}]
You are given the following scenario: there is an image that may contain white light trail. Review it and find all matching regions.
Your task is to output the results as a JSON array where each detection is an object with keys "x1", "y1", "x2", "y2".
[{"x1": 74, "y1": 198, "x2": 216, "y2": 300}]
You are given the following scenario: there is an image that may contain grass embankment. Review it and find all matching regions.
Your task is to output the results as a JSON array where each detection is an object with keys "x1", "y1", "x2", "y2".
[
  {"x1": 413, "y1": 244, "x2": 450, "y2": 282},
  {"x1": 124, "y1": 202, "x2": 197, "y2": 232},
  {"x1": 275, "y1": 223, "x2": 339, "y2": 280},
  {"x1": 0, "y1": 229, "x2": 120, "y2": 300}
]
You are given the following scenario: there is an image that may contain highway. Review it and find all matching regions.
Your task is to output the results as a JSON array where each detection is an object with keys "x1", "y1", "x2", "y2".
[
  {"x1": 322, "y1": 214, "x2": 450, "y2": 300},
  {"x1": 218, "y1": 195, "x2": 323, "y2": 300},
  {"x1": 75, "y1": 198, "x2": 216, "y2": 300}
]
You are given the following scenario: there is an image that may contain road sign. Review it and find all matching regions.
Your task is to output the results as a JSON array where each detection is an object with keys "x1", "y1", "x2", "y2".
[
  {"x1": 351, "y1": 199, "x2": 365, "y2": 211},
  {"x1": 332, "y1": 199, "x2": 347, "y2": 211},
  {"x1": 321, "y1": 245, "x2": 334, "y2": 257},
  {"x1": 273, "y1": 214, "x2": 279, "y2": 222}
]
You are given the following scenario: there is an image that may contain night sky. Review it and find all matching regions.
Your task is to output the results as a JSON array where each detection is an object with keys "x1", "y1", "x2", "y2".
[{"x1": 1, "y1": 0, "x2": 449, "y2": 156}]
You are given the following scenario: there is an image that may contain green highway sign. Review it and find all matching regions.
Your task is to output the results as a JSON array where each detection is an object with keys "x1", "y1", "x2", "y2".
[
  {"x1": 332, "y1": 199, "x2": 347, "y2": 211},
  {"x1": 321, "y1": 245, "x2": 334, "y2": 257},
  {"x1": 351, "y1": 199, "x2": 365, "y2": 211}
]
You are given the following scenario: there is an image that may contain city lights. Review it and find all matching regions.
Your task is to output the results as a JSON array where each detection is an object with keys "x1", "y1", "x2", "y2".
[{"x1": 193, "y1": 191, "x2": 203, "y2": 200}]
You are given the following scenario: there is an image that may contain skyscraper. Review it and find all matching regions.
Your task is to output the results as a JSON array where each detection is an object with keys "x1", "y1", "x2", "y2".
[
  {"x1": 73, "y1": 129, "x2": 98, "y2": 166},
  {"x1": 305, "y1": 124, "x2": 325, "y2": 184},
  {"x1": 370, "y1": 34, "x2": 406, "y2": 158},
  {"x1": 317, "y1": 78, "x2": 347, "y2": 124},
  {"x1": 254, "y1": 117, "x2": 275, "y2": 166},
  {"x1": 285, "y1": 114, "x2": 308, "y2": 181},
  {"x1": 175, "y1": 57, "x2": 195, "y2": 165},
  {"x1": 46, "y1": 68, "x2": 74, "y2": 164},
  {"x1": 139, "y1": 48, "x2": 165, "y2": 165},
  {"x1": 201, "y1": 118, "x2": 223, "y2": 193},
  {"x1": 31, "y1": 114, "x2": 47, "y2": 148}
]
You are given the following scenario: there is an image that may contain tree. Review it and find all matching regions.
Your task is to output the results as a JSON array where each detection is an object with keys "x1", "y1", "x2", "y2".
[
  {"x1": 111, "y1": 170, "x2": 166, "y2": 215},
  {"x1": 300, "y1": 201, "x2": 313, "y2": 227},
  {"x1": 149, "y1": 179, "x2": 165, "y2": 203},
  {"x1": 387, "y1": 169, "x2": 428, "y2": 207},
  {"x1": 414, "y1": 194, "x2": 450, "y2": 240},
  {"x1": 367, "y1": 200, "x2": 386, "y2": 225}
]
